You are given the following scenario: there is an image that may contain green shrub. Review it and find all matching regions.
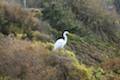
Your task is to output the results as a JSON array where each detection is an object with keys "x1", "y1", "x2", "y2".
[{"x1": 41, "y1": 0, "x2": 82, "y2": 32}]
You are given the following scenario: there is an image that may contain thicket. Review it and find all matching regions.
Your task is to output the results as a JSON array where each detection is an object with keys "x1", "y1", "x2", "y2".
[{"x1": 40, "y1": 0, "x2": 83, "y2": 33}]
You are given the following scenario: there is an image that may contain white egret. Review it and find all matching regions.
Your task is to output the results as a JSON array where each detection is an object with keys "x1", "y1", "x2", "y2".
[{"x1": 53, "y1": 31, "x2": 69, "y2": 51}]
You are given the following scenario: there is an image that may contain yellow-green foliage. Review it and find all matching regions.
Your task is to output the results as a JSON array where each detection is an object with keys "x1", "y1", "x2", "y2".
[
  {"x1": 31, "y1": 40, "x2": 54, "y2": 51},
  {"x1": 0, "y1": 76, "x2": 11, "y2": 80},
  {"x1": 66, "y1": 51, "x2": 93, "y2": 80},
  {"x1": 51, "y1": 50, "x2": 94, "y2": 80},
  {"x1": 30, "y1": 31, "x2": 52, "y2": 42}
]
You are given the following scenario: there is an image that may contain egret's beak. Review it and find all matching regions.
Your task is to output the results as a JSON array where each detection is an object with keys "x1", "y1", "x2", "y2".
[
  {"x1": 68, "y1": 32, "x2": 70, "y2": 34},
  {"x1": 67, "y1": 32, "x2": 70, "y2": 36},
  {"x1": 68, "y1": 33, "x2": 72, "y2": 36}
]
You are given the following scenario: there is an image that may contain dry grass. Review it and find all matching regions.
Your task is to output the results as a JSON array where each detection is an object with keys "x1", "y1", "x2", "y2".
[
  {"x1": 101, "y1": 58, "x2": 120, "y2": 80},
  {"x1": 101, "y1": 58, "x2": 120, "y2": 72}
]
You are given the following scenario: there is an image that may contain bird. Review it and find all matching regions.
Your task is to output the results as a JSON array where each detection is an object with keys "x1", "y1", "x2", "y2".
[{"x1": 53, "y1": 31, "x2": 69, "y2": 51}]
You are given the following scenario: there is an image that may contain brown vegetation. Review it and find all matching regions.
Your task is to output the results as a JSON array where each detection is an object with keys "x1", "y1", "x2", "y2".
[
  {"x1": 0, "y1": 36, "x2": 93, "y2": 80},
  {"x1": 0, "y1": 37, "x2": 53, "y2": 80},
  {"x1": 0, "y1": 1, "x2": 47, "y2": 35},
  {"x1": 101, "y1": 58, "x2": 120, "y2": 80}
]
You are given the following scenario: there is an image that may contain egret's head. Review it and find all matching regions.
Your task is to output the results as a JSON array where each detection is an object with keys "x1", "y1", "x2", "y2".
[{"x1": 63, "y1": 31, "x2": 69, "y2": 35}]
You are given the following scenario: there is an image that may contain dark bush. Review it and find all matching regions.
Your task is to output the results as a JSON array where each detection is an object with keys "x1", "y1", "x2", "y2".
[
  {"x1": 41, "y1": 0, "x2": 82, "y2": 32},
  {"x1": 114, "y1": 0, "x2": 120, "y2": 14}
]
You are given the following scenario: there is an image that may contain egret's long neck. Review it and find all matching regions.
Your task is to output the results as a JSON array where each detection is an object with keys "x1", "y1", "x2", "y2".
[{"x1": 63, "y1": 33, "x2": 67, "y2": 43}]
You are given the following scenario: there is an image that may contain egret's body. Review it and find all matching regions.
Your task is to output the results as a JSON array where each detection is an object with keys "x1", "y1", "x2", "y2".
[{"x1": 53, "y1": 31, "x2": 69, "y2": 50}]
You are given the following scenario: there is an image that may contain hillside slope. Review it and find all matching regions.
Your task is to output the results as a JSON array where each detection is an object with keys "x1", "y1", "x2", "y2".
[
  {"x1": 0, "y1": 36, "x2": 101, "y2": 80},
  {"x1": 0, "y1": 0, "x2": 120, "y2": 80}
]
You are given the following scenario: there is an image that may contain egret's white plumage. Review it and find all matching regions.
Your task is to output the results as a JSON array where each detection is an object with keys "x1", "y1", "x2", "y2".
[{"x1": 53, "y1": 31, "x2": 69, "y2": 50}]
